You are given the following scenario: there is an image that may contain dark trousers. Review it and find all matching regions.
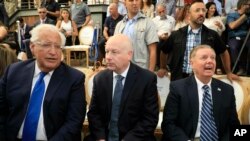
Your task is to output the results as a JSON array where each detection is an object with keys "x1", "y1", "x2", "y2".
[
  {"x1": 75, "y1": 27, "x2": 82, "y2": 45},
  {"x1": 98, "y1": 37, "x2": 106, "y2": 62},
  {"x1": 228, "y1": 37, "x2": 250, "y2": 73},
  {"x1": 157, "y1": 40, "x2": 167, "y2": 68}
]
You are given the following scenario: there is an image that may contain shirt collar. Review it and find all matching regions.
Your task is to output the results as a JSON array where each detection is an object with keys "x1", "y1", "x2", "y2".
[
  {"x1": 40, "y1": 18, "x2": 47, "y2": 23},
  {"x1": 194, "y1": 75, "x2": 212, "y2": 91},
  {"x1": 123, "y1": 12, "x2": 145, "y2": 22},
  {"x1": 113, "y1": 63, "x2": 130, "y2": 79},
  {"x1": 188, "y1": 25, "x2": 202, "y2": 34},
  {"x1": 34, "y1": 61, "x2": 54, "y2": 77}
]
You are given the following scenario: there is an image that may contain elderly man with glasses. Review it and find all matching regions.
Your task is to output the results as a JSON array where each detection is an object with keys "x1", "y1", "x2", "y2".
[{"x1": 0, "y1": 24, "x2": 86, "y2": 141}]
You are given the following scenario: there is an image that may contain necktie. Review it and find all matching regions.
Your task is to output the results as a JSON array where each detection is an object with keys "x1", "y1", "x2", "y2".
[
  {"x1": 23, "y1": 72, "x2": 47, "y2": 141},
  {"x1": 200, "y1": 85, "x2": 218, "y2": 141},
  {"x1": 108, "y1": 75, "x2": 124, "y2": 141}
]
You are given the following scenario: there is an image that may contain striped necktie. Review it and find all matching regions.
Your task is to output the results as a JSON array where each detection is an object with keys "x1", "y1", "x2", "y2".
[
  {"x1": 200, "y1": 85, "x2": 218, "y2": 141},
  {"x1": 23, "y1": 72, "x2": 47, "y2": 141},
  {"x1": 108, "y1": 75, "x2": 124, "y2": 141}
]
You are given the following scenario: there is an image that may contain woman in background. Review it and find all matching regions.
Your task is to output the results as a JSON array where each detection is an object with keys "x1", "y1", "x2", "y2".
[
  {"x1": 56, "y1": 8, "x2": 78, "y2": 46},
  {"x1": 141, "y1": 0, "x2": 154, "y2": 18},
  {"x1": 204, "y1": 2, "x2": 225, "y2": 36},
  {"x1": 0, "y1": 44, "x2": 18, "y2": 77},
  {"x1": 174, "y1": 3, "x2": 190, "y2": 31}
]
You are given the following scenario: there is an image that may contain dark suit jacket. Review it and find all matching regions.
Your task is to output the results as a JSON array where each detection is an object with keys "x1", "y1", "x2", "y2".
[
  {"x1": 0, "y1": 59, "x2": 86, "y2": 141},
  {"x1": 33, "y1": 17, "x2": 55, "y2": 27},
  {"x1": 161, "y1": 25, "x2": 227, "y2": 81},
  {"x1": 22, "y1": 24, "x2": 32, "y2": 39},
  {"x1": 161, "y1": 76, "x2": 240, "y2": 141},
  {"x1": 87, "y1": 63, "x2": 159, "y2": 141}
]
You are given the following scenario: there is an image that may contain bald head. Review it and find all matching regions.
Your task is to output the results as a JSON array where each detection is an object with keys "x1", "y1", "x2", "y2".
[
  {"x1": 105, "y1": 34, "x2": 133, "y2": 74},
  {"x1": 107, "y1": 34, "x2": 133, "y2": 52},
  {"x1": 110, "y1": 3, "x2": 118, "y2": 9},
  {"x1": 109, "y1": 3, "x2": 119, "y2": 16}
]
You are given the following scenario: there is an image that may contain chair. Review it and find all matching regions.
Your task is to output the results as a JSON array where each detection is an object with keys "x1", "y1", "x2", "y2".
[
  {"x1": 155, "y1": 75, "x2": 170, "y2": 139},
  {"x1": 63, "y1": 25, "x2": 94, "y2": 67}
]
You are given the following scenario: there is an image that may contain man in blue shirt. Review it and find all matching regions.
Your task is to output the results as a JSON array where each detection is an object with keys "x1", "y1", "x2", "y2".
[{"x1": 227, "y1": 0, "x2": 250, "y2": 75}]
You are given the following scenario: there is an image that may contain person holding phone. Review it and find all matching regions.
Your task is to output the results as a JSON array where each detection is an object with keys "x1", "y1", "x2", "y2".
[{"x1": 152, "y1": 3, "x2": 175, "y2": 68}]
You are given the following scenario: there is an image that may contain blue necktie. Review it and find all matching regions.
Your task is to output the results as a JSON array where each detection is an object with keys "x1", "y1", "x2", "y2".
[
  {"x1": 23, "y1": 72, "x2": 47, "y2": 141},
  {"x1": 108, "y1": 75, "x2": 124, "y2": 141},
  {"x1": 200, "y1": 85, "x2": 218, "y2": 141}
]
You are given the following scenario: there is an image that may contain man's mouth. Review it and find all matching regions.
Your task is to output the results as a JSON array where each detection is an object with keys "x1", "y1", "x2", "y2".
[{"x1": 204, "y1": 66, "x2": 213, "y2": 70}]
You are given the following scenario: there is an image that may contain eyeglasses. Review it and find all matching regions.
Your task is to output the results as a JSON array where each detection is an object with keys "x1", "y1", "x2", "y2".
[
  {"x1": 38, "y1": 11, "x2": 46, "y2": 14},
  {"x1": 34, "y1": 41, "x2": 63, "y2": 50}
]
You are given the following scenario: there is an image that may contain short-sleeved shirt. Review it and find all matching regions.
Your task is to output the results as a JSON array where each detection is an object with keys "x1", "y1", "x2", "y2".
[
  {"x1": 152, "y1": 15, "x2": 176, "y2": 36},
  {"x1": 71, "y1": 2, "x2": 91, "y2": 28},
  {"x1": 115, "y1": 12, "x2": 159, "y2": 69},
  {"x1": 45, "y1": 1, "x2": 60, "y2": 22},
  {"x1": 227, "y1": 12, "x2": 250, "y2": 38},
  {"x1": 104, "y1": 15, "x2": 123, "y2": 36}
]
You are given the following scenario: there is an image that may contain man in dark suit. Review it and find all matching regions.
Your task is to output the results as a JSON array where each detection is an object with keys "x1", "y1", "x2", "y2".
[
  {"x1": 0, "y1": 24, "x2": 86, "y2": 141},
  {"x1": 16, "y1": 17, "x2": 32, "y2": 51},
  {"x1": 34, "y1": 6, "x2": 56, "y2": 26},
  {"x1": 157, "y1": 0, "x2": 239, "y2": 82},
  {"x1": 161, "y1": 45, "x2": 240, "y2": 141},
  {"x1": 25, "y1": 6, "x2": 55, "y2": 59},
  {"x1": 87, "y1": 34, "x2": 159, "y2": 141}
]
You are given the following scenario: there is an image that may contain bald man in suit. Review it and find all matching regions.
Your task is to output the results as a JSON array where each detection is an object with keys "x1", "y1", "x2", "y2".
[{"x1": 86, "y1": 34, "x2": 159, "y2": 141}]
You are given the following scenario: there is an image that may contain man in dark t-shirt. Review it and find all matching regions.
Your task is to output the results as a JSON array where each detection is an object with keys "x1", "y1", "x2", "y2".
[
  {"x1": 43, "y1": 0, "x2": 60, "y2": 24},
  {"x1": 98, "y1": 3, "x2": 123, "y2": 62}
]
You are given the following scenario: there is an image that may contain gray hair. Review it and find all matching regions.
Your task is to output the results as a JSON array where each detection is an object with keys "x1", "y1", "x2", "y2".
[
  {"x1": 30, "y1": 24, "x2": 66, "y2": 46},
  {"x1": 190, "y1": 45, "x2": 216, "y2": 59},
  {"x1": 156, "y1": 2, "x2": 166, "y2": 10}
]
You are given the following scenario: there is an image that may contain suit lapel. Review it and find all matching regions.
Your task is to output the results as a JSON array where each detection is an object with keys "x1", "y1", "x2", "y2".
[
  {"x1": 107, "y1": 70, "x2": 114, "y2": 116},
  {"x1": 187, "y1": 76, "x2": 200, "y2": 135},
  {"x1": 43, "y1": 64, "x2": 64, "y2": 103},
  {"x1": 22, "y1": 61, "x2": 36, "y2": 105},
  {"x1": 211, "y1": 78, "x2": 222, "y2": 130},
  {"x1": 119, "y1": 63, "x2": 137, "y2": 115},
  {"x1": 180, "y1": 26, "x2": 188, "y2": 55}
]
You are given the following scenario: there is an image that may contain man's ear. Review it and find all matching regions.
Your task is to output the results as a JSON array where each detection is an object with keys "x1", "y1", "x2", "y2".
[
  {"x1": 30, "y1": 43, "x2": 35, "y2": 53},
  {"x1": 190, "y1": 59, "x2": 194, "y2": 68},
  {"x1": 128, "y1": 50, "x2": 133, "y2": 60}
]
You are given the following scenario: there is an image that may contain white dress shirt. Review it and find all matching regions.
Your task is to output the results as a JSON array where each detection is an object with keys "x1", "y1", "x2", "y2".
[
  {"x1": 18, "y1": 61, "x2": 54, "y2": 140},
  {"x1": 194, "y1": 75, "x2": 212, "y2": 138}
]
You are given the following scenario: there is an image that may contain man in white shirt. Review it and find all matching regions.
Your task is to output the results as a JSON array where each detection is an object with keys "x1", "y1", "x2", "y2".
[{"x1": 152, "y1": 3, "x2": 175, "y2": 68}]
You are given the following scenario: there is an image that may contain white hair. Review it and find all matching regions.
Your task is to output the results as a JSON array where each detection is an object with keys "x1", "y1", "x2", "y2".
[{"x1": 30, "y1": 24, "x2": 66, "y2": 46}]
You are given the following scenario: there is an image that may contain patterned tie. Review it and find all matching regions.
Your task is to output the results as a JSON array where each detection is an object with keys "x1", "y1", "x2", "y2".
[
  {"x1": 108, "y1": 75, "x2": 124, "y2": 141},
  {"x1": 200, "y1": 85, "x2": 218, "y2": 141},
  {"x1": 23, "y1": 72, "x2": 47, "y2": 141}
]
